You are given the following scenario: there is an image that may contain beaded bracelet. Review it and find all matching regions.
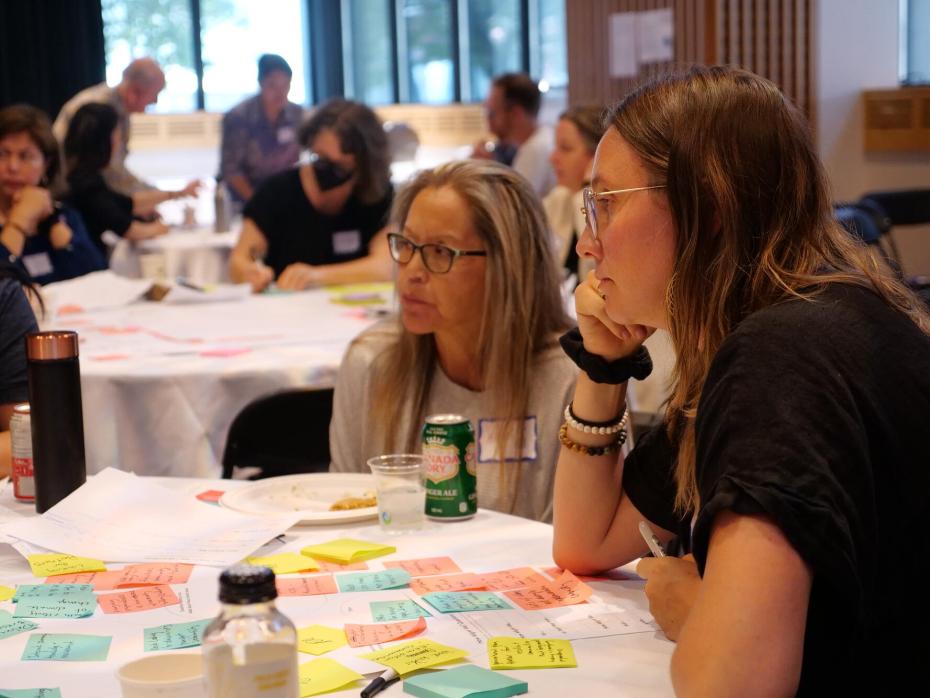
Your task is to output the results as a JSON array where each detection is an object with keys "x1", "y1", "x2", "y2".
[
  {"x1": 563, "y1": 402, "x2": 629, "y2": 435},
  {"x1": 558, "y1": 422, "x2": 626, "y2": 456}
]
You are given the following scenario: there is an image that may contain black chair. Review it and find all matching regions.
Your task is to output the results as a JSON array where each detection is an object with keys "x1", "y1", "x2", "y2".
[{"x1": 221, "y1": 388, "x2": 334, "y2": 479}]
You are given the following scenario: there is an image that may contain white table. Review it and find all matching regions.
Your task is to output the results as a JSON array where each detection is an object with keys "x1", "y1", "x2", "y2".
[
  {"x1": 49, "y1": 288, "x2": 389, "y2": 478},
  {"x1": 0, "y1": 478, "x2": 674, "y2": 697},
  {"x1": 107, "y1": 227, "x2": 239, "y2": 285}
]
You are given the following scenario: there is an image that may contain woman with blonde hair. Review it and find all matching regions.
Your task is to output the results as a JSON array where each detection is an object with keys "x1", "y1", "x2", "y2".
[
  {"x1": 330, "y1": 159, "x2": 576, "y2": 522},
  {"x1": 552, "y1": 66, "x2": 930, "y2": 694}
]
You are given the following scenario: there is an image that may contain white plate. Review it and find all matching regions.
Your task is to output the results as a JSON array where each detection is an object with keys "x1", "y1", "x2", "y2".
[{"x1": 219, "y1": 473, "x2": 378, "y2": 525}]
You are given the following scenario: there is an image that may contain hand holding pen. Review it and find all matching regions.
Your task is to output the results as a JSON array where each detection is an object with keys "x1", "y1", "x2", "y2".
[{"x1": 636, "y1": 520, "x2": 701, "y2": 642}]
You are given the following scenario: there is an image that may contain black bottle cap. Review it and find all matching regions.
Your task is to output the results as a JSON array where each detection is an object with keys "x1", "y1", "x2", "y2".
[{"x1": 218, "y1": 564, "x2": 277, "y2": 604}]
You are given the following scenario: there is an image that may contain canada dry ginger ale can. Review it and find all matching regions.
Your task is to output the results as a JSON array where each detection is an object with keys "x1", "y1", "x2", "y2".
[{"x1": 421, "y1": 414, "x2": 477, "y2": 520}]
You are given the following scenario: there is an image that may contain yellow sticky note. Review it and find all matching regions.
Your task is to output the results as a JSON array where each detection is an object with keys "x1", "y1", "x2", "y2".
[
  {"x1": 28, "y1": 554, "x2": 107, "y2": 578},
  {"x1": 360, "y1": 638, "x2": 468, "y2": 676},
  {"x1": 298, "y1": 657, "x2": 363, "y2": 697},
  {"x1": 0, "y1": 585, "x2": 14, "y2": 602},
  {"x1": 246, "y1": 553, "x2": 320, "y2": 575},
  {"x1": 297, "y1": 624, "x2": 347, "y2": 656},
  {"x1": 300, "y1": 539, "x2": 396, "y2": 564},
  {"x1": 488, "y1": 637, "x2": 577, "y2": 669}
]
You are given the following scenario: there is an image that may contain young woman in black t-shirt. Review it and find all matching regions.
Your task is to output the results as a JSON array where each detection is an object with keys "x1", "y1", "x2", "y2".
[{"x1": 552, "y1": 66, "x2": 930, "y2": 695}]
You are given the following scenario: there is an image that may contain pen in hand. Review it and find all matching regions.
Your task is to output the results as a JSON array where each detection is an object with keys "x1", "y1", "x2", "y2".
[
  {"x1": 638, "y1": 520, "x2": 666, "y2": 558},
  {"x1": 360, "y1": 668, "x2": 398, "y2": 698}
]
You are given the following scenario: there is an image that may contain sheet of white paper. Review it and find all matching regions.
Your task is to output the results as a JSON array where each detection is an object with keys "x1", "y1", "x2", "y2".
[
  {"x1": 162, "y1": 283, "x2": 252, "y2": 305},
  {"x1": 43, "y1": 270, "x2": 152, "y2": 315},
  {"x1": 0, "y1": 502, "x2": 24, "y2": 544},
  {"x1": 2, "y1": 468, "x2": 301, "y2": 566},
  {"x1": 638, "y1": 8, "x2": 674, "y2": 63},
  {"x1": 609, "y1": 13, "x2": 638, "y2": 78}
]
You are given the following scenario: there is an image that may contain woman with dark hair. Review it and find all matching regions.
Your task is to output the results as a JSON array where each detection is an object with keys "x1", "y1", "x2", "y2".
[
  {"x1": 64, "y1": 102, "x2": 197, "y2": 254},
  {"x1": 0, "y1": 104, "x2": 104, "y2": 284},
  {"x1": 552, "y1": 66, "x2": 930, "y2": 694},
  {"x1": 228, "y1": 98, "x2": 394, "y2": 292}
]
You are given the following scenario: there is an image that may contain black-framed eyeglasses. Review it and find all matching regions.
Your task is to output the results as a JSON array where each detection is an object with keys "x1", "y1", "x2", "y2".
[
  {"x1": 387, "y1": 232, "x2": 487, "y2": 274},
  {"x1": 581, "y1": 184, "x2": 666, "y2": 239}
]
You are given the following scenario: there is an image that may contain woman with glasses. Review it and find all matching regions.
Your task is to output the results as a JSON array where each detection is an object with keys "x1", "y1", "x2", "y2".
[
  {"x1": 552, "y1": 66, "x2": 930, "y2": 694},
  {"x1": 329, "y1": 160, "x2": 577, "y2": 522},
  {"x1": 228, "y1": 99, "x2": 393, "y2": 292}
]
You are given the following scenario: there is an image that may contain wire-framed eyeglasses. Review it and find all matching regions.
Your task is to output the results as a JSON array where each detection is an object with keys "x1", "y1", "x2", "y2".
[
  {"x1": 581, "y1": 184, "x2": 666, "y2": 239},
  {"x1": 387, "y1": 232, "x2": 487, "y2": 274}
]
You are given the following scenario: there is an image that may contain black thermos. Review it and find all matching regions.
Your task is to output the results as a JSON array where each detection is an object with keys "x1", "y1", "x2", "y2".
[{"x1": 26, "y1": 330, "x2": 87, "y2": 513}]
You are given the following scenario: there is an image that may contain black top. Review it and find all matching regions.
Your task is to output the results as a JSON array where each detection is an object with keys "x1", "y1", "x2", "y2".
[
  {"x1": 0, "y1": 277, "x2": 38, "y2": 405},
  {"x1": 66, "y1": 171, "x2": 134, "y2": 253},
  {"x1": 623, "y1": 283, "x2": 930, "y2": 694},
  {"x1": 243, "y1": 168, "x2": 393, "y2": 278}
]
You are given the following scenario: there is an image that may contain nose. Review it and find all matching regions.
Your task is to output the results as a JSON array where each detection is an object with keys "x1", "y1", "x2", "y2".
[
  {"x1": 397, "y1": 246, "x2": 429, "y2": 283},
  {"x1": 576, "y1": 223, "x2": 602, "y2": 261}
]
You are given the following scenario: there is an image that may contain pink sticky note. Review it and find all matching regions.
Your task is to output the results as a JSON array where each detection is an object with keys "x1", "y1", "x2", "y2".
[
  {"x1": 384, "y1": 557, "x2": 462, "y2": 577},
  {"x1": 276, "y1": 575, "x2": 338, "y2": 597},
  {"x1": 200, "y1": 347, "x2": 251, "y2": 358},
  {"x1": 98, "y1": 585, "x2": 180, "y2": 614},
  {"x1": 542, "y1": 566, "x2": 635, "y2": 582},
  {"x1": 409, "y1": 573, "x2": 487, "y2": 595},
  {"x1": 46, "y1": 571, "x2": 125, "y2": 591},
  {"x1": 479, "y1": 567, "x2": 551, "y2": 591},
  {"x1": 56, "y1": 304, "x2": 85, "y2": 315},
  {"x1": 503, "y1": 570, "x2": 594, "y2": 611},
  {"x1": 344, "y1": 616, "x2": 427, "y2": 648},
  {"x1": 115, "y1": 563, "x2": 194, "y2": 588},
  {"x1": 309, "y1": 559, "x2": 369, "y2": 572},
  {"x1": 196, "y1": 489, "x2": 225, "y2": 503},
  {"x1": 90, "y1": 354, "x2": 131, "y2": 362}
]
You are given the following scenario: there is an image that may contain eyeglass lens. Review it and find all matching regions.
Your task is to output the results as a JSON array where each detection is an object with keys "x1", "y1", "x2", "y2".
[{"x1": 389, "y1": 236, "x2": 455, "y2": 274}]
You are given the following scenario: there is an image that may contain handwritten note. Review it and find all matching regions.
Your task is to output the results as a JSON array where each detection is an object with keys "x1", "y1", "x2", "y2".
[
  {"x1": 384, "y1": 557, "x2": 462, "y2": 577},
  {"x1": 144, "y1": 619, "x2": 212, "y2": 651},
  {"x1": 300, "y1": 539, "x2": 396, "y2": 563},
  {"x1": 370, "y1": 599, "x2": 432, "y2": 622},
  {"x1": 246, "y1": 553, "x2": 319, "y2": 575},
  {"x1": 488, "y1": 637, "x2": 577, "y2": 669},
  {"x1": 14, "y1": 596, "x2": 96, "y2": 619},
  {"x1": 409, "y1": 573, "x2": 487, "y2": 595},
  {"x1": 361, "y1": 638, "x2": 468, "y2": 675},
  {"x1": 298, "y1": 658, "x2": 363, "y2": 697},
  {"x1": 0, "y1": 689, "x2": 62, "y2": 698},
  {"x1": 0, "y1": 610, "x2": 39, "y2": 639},
  {"x1": 21, "y1": 633, "x2": 112, "y2": 661},
  {"x1": 296, "y1": 625, "x2": 347, "y2": 655},
  {"x1": 43, "y1": 571, "x2": 124, "y2": 591},
  {"x1": 306, "y1": 558, "x2": 368, "y2": 572},
  {"x1": 28, "y1": 554, "x2": 106, "y2": 577},
  {"x1": 403, "y1": 664, "x2": 528, "y2": 698},
  {"x1": 479, "y1": 567, "x2": 551, "y2": 591},
  {"x1": 277, "y1": 575, "x2": 338, "y2": 597},
  {"x1": 98, "y1": 585, "x2": 180, "y2": 614},
  {"x1": 0, "y1": 584, "x2": 14, "y2": 602},
  {"x1": 503, "y1": 570, "x2": 593, "y2": 611},
  {"x1": 114, "y1": 562, "x2": 194, "y2": 587},
  {"x1": 336, "y1": 569, "x2": 411, "y2": 593},
  {"x1": 13, "y1": 584, "x2": 94, "y2": 600},
  {"x1": 344, "y1": 616, "x2": 427, "y2": 648},
  {"x1": 421, "y1": 592, "x2": 512, "y2": 614}
]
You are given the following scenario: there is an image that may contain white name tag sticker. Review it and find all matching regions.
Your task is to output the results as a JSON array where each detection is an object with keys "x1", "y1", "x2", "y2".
[
  {"x1": 277, "y1": 126, "x2": 295, "y2": 144},
  {"x1": 477, "y1": 417, "x2": 538, "y2": 463},
  {"x1": 332, "y1": 229, "x2": 362, "y2": 255},
  {"x1": 22, "y1": 252, "x2": 53, "y2": 277}
]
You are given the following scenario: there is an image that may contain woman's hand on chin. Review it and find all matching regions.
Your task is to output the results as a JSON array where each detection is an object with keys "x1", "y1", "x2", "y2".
[{"x1": 575, "y1": 270, "x2": 654, "y2": 361}]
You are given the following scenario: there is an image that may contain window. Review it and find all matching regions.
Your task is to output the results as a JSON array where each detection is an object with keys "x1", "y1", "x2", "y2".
[
  {"x1": 462, "y1": 0, "x2": 522, "y2": 102},
  {"x1": 903, "y1": 0, "x2": 930, "y2": 84},
  {"x1": 400, "y1": 0, "x2": 455, "y2": 103},
  {"x1": 532, "y1": 0, "x2": 568, "y2": 91},
  {"x1": 342, "y1": 0, "x2": 395, "y2": 105}
]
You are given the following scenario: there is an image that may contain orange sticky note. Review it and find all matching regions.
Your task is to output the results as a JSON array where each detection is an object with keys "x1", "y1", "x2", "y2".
[
  {"x1": 384, "y1": 557, "x2": 462, "y2": 577},
  {"x1": 479, "y1": 567, "x2": 551, "y2": 591},
  {"x1": 98, "y1": 585, "x2": 180, "y2": 614},
  {"x1": 503, "y1": 571, "x2": 593, "y2": 611},
  {"x1": 277, "y1": 575, "x2": 338, "y2": 597},
  {"x1": 542, "y1": 566, "x2": 634, "y2": 582},
  {"x1": 309, "y1": 559, "x2": 369, "y2": 572},
  {"x1": 45, "y1": 571, "x2": 125, "y2": 591},
  {"x1": 115, "y1": 563, "x2": 194, "y2": 588},
  {"x1": 409, "y1": 573, "x2": 487, "y2": 595},
  {"x1": 196, "y1": 489, "x2": 225, "y2": 503},
  {"x1": 344, "y1": 617, "x2": 427, "y2": 648}
]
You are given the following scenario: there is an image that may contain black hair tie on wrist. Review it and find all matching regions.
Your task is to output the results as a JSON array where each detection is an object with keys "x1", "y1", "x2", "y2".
[{"x1": 559, "y1": 327, "x2": 653, "y2": 384}]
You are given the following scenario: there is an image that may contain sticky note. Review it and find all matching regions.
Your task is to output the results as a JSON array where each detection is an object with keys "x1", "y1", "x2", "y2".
[
  {"x1": 300, "y1": 539, "x2": 396, "y2": 563},
  {"x1": 14, "y1": 596, "x2": 96, "y2": 619},
  {"x1": 503, "y1": 570, "x2": 593, "y2": 611},
  {"x1": 361, "y1": 638, "x2": 468, "y2": 676},
  {"x1": 410, "y1": 573, "x2": 487, "y2": 595},
  {"x1": 196, "y1": 489, "x2": 225, "y2": 503},
  {"x1": 479, "y1": 567, "x2": 551, "y2": 591},
  {"x1": 370, "y1": 599, "x2": 432, "y2": 623},
  {"x1": 297, "y1": 624, "x2": 347, "y2": 655},
  {"x1": 421, "y1": 592, "x2": 512, "y2": 614},
  {"x1": 246, "y1": 552, "x2": 320, "y2": 575},
  {"x1": 345, "y1": 616, "x2": 427, "y2": 648},
  {"x1": 0, "y1": 610, "x2": 39, "y2": 639},
  {"x1": 298, "y1": 658, "x2": 363, "y2": 697},
  {"x1": 307, "y1": 558, "x2": 369, "y2": 572},
  {"x1": 384, "y1": 557, "x2": 462, "y2": 577},
  {"x1": 28, "y1": 554, "x2": 106, "y2": 577},
  {"x1": 143, "y1": 619, "x2": 212, "y2": 651},
  {"x1": 98, "y1": 585, "x2": 179, "y2": 614},
  {"x1": 0, "y1": 584, "x2": 15, "y2": 602},
  {"x1": 21, "y1": 633, "x2": 112, "y2": 661},
  {"x1": 487, "y1": 637, "x2": 577, "y2": 669},
  {"x1": 114, "y1": 563, "x2": 194, "y2": 587},
  {"x1": 276, "y1": 575, "x2": 338, "y2": 597},
  {"x1": 0, "y1": 689, "x2": 62, "y2": 698},
  {"x1": 13, "y1": 584, "x2": 94, "y2": 601},
  {"x1": 336, "y1": 569, "x2": 411, "y2": 593},
  {"x1": 43, "y1": 571, "x2": 124, "y2": 591},
  {"x1": 403, "y1": 664, "x2": 528, "y2": 698}
]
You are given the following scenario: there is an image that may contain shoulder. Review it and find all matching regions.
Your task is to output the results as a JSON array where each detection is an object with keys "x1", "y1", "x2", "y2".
[
  {"x1": 284, "y1": 102, "x2": 304, "y2": 122},
  {"x1": 523, "y1": 126, "x2": 554, "y2": 155},
  {"x1": 253, "y1": 168, "x2": 302, "y2": 199},
  {"x1": 341, "y1": 321, "x2": 401, "y2": 371},
  {"x1": 530, "y1": 340, "x2": 579, "y2": 388},
  {"x1": 0, "y1": 278, "x2": 36, "y2": 330},
  {"x1": 225, "y1": 95, "x2": 258, "y2": 121}
]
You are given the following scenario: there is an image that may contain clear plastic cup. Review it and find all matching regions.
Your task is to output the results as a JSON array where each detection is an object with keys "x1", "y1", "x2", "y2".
[
  {"x1": 367, "y1": 454, "x2": 426, "y2": 534},
  {"x1": 117, "y1": 653, "x2": 204, "y2": 698}
]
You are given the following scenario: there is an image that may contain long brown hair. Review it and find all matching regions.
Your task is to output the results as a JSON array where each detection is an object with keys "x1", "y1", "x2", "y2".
[{"x1": 607, "y1": 66, "x2": 930, "y2": 513}]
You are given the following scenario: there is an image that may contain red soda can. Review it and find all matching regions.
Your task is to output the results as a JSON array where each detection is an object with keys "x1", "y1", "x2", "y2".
[{"x1": 10, "y1": 403, "x2": 34, "y2": 502}]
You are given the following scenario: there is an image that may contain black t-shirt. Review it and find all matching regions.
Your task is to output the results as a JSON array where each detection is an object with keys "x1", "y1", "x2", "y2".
[
  {"x1": 0, "y1": 277, "x2": 38, "y2": 406},
  {"x1": 243, "y1": 168, "x2": 393, "y2": 278},
  {"x1": 623, "y1": 283, "x2": 930, "y2": 694},
  {"x1": 66, "y1": 171, "x2": 134, "y2": 253}
]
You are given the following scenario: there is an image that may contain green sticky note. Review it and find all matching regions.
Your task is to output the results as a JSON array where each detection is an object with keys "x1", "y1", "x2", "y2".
[
  {"x1": 21, "y1": 633, "x2": 112, "y2": 661},
  {"x1": 13, "y1": 584, "x2": 94, "y2": 601},
  {"x1": 0, "y1": 610, "x2": 39, "y2": 640},
  {"x1": 336, "y1": 569, "x2": 411, "y2": 593},
  {"x1": 422, "y1": 592, "x2": 512, "y2": 614},
  {"x1": 487, "y1": 637, "x2": 577, "y2": 669},
  {"x1": 14, "y1": 595, "x2": 96, "y2": 619},
  {"x1": 301, "y1": 538, "x2": 396, "y2": 564},
  {"x1": 403, "y1": 665, "x2": 528, "y2": 698},
  {"x1": 370, "y1": 599, "x2": 432, "y2": 622},
  {"x1": 143, "y1": 619, "x2": 212, "y2": 651},
  {"x1": 0, "y1": 689, "x2": 63, "y2": 698}
]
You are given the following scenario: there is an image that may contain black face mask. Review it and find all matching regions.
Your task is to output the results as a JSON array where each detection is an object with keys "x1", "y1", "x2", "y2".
[{"x1": 311, "y1": 154, "x2": 355, "y2": 191}]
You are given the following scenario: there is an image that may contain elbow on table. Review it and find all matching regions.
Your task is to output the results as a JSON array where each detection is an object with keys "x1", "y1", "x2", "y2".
[{"x1": 551, "y1": 538, "x2": 609, "y2": 577}]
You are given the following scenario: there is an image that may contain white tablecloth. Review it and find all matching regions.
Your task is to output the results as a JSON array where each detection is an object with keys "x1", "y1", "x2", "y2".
[
  {"x1": 107, "y1": 227, "x2": 239, "y2": 285},
  {"x1": 49, "y1": 288, "x2": 389, "y2": 478},
  {"x1": 0, "y1": 478, "x2": 674, "y2": 697}
]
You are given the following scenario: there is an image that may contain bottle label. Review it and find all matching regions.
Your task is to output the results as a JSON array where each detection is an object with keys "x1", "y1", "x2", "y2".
[{"x1": 205, "y1": 643, "x2": 297, "y2": 698}]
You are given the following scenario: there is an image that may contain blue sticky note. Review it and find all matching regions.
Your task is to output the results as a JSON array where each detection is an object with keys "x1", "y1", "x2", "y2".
[
  {"x1": 0, "y1": 689, "x2": 63, "y2": 698},
  {"x1": 144, "y1": 618, "x2": 212, "y2": 651},
  {"x1": 370, "y1": 599, "x2": 432, "y2": 622},
  {"x1": 14, "y1": 596, "x2": 96, "y2": 619},
  {"x1": 21, "y1": 633, "x2": 112, "y2": 662},
  {"x1": 403, "y1": 665, "x2": 528, "y2": 698},
  {"x1": 13, "y1": 584, "x2": 94, "y2": 601},
  {"x1": 0, "y1": 610, "x2": 39, "y2": 640},
  {"x1": 336, "y1": 569, "x2": 411, "y2": 593},
  {"x1": 421, "y1": 592, "x2": 512, "y2": 614}
]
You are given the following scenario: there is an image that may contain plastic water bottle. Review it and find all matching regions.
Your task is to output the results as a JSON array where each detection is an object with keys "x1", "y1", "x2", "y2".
[{"x1": 213, "y1": 178, "x2": 231, "y2": 233}]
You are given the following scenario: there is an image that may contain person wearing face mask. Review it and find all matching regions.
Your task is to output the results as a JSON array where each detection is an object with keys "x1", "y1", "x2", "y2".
[{"x1": 228, "y1": 99, "x2": 393, "y2": 292}]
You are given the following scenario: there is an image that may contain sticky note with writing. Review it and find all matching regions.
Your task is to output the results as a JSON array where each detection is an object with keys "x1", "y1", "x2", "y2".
[
  {"x1": 487, "y1": 637, "x2": 577, "y2": 669},
  {"x1": 298, "y1": 658, "x2": 363, "y2": 697},
  {"x1": 43, "y1": 571, "x2": 124, "y2": 591},
  {"x1": 361, "y1": 639, "x2": 467, "y2": 676},
  {"x1": 306, "y1": 558, "x2": 369, "y2": 572},
  {"x1": 14, "y1": 596, "x2": 96, "y2": 619},
  {"x1": 479, "y1": 567, "x2": 551, "y2": 591},
  {"x1": 144, "y1": 618, "x2": 212, "y2": 651},
  {"x1": 336, "y1": 569, "x2": 410, "y2": 593},
  {"x1": 115, "y1": 563, "x2": 194, "y2": 587},
  {"x1": 344, "y1": 616, "x2": 427, "y2": 648},
  {"x1": 409, "y1": 573, "x2": 486, "y2": 595},
  {"x1": 0, "y1": 689, "x2": 62, "y2": 698},
  {"x1": 421, "y1": 592, "x2": 512, "y2": 614},
  {"x1": 21, "y1": 633, "x2": 112, "y2": 661},
  {"x1": 13, "y1": 584, "x2": 94, "y2": 601},
  {"x1": 0, "y1": 584, "x2": 14, "y2": 602},
  {"x1": 383, "y1": 557, "x2": 462, "y2": 577},
  {"x1": 28, "y1": 554, "x2": 106, "y2": 577},
  {"x1": 98, "y1": 585, "x2": 179, "y2": 614},
  {"x1": 296, "y1": 624, "x2": 347, "y2": 655},
  {"x1": 503, "y1": 570, "x2": 593, "y2": 611},
  {"x1": 0, "y1": 610, "x2": 39, "y2": 639},
  {"x1": 370, "y1": 599, "x2": 432, "y2": 622},
  {"x1": 300, "y1": 539, "x2": 395, "y2": 563},
  {"x1": 403, "y1": 664, "x2": 528, "y2": 698},
  {"x1": 246, "y1": 553, "x2": 320, "y2": 575},
  {"x1": 276, "y1": 575, "x2": 338, "y2": 597}
]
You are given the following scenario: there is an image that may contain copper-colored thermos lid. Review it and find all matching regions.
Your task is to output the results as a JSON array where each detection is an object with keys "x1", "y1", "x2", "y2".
[{"x1": 26, "y1": 331, "x2": 79, "y2": 360}]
